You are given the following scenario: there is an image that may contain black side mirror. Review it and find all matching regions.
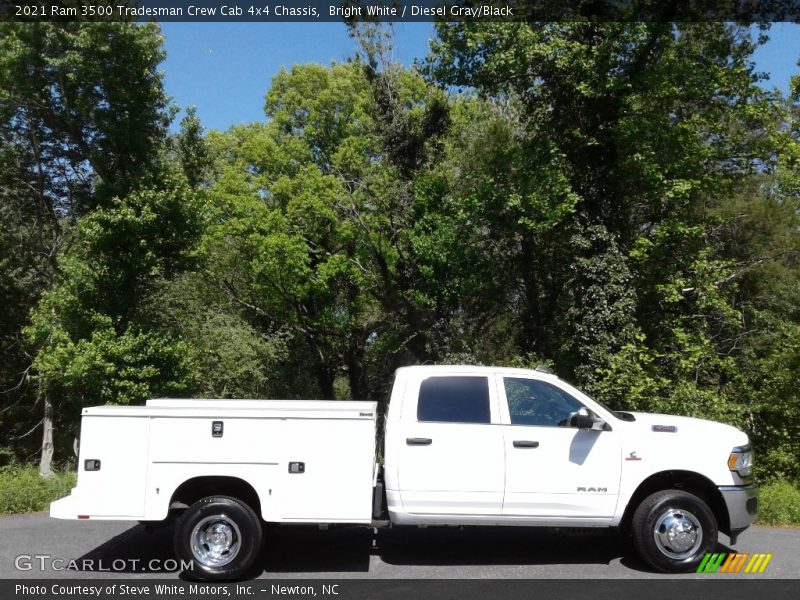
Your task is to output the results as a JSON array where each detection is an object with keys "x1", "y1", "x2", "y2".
[{"x1": 570, "y1": 414, "x2": 594, "y2": 429}]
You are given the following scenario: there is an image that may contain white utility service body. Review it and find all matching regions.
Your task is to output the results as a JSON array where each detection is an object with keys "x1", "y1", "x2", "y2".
[
  {"x1": 51, "y1": 365, "x2": 758, "y2": 578},
  {"x1": 51, "y1": 399, "x2": 378, "y2": 523}
]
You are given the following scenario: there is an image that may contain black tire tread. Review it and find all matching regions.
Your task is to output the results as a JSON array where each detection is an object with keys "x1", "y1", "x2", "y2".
[
  {"x1": 174, "y1": 495, "x2": 262, "y2": 581},
  {"x1": 632, "y1": 489, "x2": 717, "y2": 573}
]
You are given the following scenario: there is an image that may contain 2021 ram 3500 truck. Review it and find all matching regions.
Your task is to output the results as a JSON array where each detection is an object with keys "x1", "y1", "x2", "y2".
[{"x1": 51, "y1": 365, "x2": 758, "y2": 579}]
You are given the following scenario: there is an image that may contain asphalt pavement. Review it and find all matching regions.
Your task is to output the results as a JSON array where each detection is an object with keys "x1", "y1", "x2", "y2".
[{"x1": 1, "y1": 512, "x2": 797, "y2": 580}]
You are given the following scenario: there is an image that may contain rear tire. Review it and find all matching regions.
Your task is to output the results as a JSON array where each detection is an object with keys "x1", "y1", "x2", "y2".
[
  {"x1": 174, "y1": 495, "x2": 262, "y2": 581},
  {"x1": 632, "y1": 489, "x2": 717, "y2": 573}
]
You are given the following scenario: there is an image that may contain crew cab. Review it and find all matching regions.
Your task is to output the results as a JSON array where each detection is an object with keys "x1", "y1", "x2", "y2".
[{"x1": 51, "y1": 365, "x2": 758, "y2": 579}]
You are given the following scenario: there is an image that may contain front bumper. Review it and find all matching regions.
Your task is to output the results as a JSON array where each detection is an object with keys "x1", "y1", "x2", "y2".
[{"x1": 718, "y1": 484, "x2": 758, "y2": 544}]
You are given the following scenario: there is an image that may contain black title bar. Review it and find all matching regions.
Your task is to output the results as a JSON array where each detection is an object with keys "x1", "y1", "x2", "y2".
[{"x1": 3, "y1": 0, "x2": 800, "y2": 22}]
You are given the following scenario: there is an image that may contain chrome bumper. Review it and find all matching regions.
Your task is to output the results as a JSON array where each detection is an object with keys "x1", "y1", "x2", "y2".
[{"x1": 719, "y1": 484, "x2": 758, "y2": 543}]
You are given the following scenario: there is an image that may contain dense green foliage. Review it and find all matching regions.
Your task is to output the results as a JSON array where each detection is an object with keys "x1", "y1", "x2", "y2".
[
  {"x1": 756, "y1": 480, "x2": 800, "y2": 525},
  {"x1": 0, "y1": 466, "x2": 75, "y2": 515},
  {"x1": 0, "y1": 22, "x2": 798, "y2": 494},
  {"x1": 425, "y1": 22, "x2": 800, "y2": 480},
  {"x1": 0, "y1": 21, "x2": 176, "y2": 467}
]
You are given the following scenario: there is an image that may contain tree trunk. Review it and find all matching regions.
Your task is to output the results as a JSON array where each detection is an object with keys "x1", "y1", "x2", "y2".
[
  {"x1": 317, "y1": 372, "x2": 335, "y2": 400},
  {"x1": 39, "y1": 392, "x2": 54, "y2": 478},
  {"x1": 346, "y1": 335, "x2": 368, "y2": 400}
]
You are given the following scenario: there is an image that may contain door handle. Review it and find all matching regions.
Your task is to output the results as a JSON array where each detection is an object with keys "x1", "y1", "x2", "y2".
[
  {"x1": 406, "y1": 437, "x2": 432, "y2": 446},
  {"x1": 513, "y1": 440, "x2": 540, "y2": 448}
]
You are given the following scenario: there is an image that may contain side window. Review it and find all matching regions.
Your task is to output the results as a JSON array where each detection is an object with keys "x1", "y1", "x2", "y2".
[
  {"x1": 417, "y1": 376, "x2": 491, "y2": 424},
  {"x1": 504, "y1": 378, "x2": 585, "y2": 427}
]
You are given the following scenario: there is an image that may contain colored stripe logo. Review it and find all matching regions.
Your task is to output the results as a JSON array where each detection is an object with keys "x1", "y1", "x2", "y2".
[{"x1": 696, "y1": 552, "x2": 773, "y2": 574}]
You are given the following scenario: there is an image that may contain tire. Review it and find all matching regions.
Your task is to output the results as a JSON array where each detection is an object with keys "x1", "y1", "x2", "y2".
[
  {"x1": 174, "y1": 495, "x2": 263, "y2": 581},
  {"x1": 632, "y1": 489, "x2": 718, "y2": 573}
]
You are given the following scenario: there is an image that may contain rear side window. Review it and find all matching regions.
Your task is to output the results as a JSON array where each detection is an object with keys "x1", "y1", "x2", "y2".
[{"x1": 417, "y1": 376, "x2": 491, "y2": 424}]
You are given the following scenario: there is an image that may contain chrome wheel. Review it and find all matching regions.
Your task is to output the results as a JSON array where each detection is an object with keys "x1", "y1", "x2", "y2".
[
  {"x1": 190, "y1": 515, "x2": 242, "y2": 567},
  {"x1": 653, "y1": 508, "x2": 703, "y2": 560}
]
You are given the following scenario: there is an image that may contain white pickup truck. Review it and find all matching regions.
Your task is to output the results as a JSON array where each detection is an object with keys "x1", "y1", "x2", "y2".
[{"x1": 51, "y1": 365, "x2": 758, "y2": 579}]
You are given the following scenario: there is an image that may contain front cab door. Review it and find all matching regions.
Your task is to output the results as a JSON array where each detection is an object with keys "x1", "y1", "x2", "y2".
[{"x1": 499, "y1": 376, "x2": 621, "y2": 521}]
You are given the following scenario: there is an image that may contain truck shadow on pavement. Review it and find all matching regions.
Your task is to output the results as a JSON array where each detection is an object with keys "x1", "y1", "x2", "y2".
[
  {"x1": 73, "y1": 522, "x2": 730, "y2": 576},
  {"x1": 70, "y1": 522, "x2": 180, "y2": 575},
  {"x1": 263, "y1": 526, "x2": 735, "y2": 574},
  {"x1": 259, "y1": 525, "x2": 372, "y2": 573},
  {"x1": 70, "y1": 522, "x2": 374, "y2": 576},
  {"x1": 378, "y1": 526, "x2": 634, "y2": 567}
]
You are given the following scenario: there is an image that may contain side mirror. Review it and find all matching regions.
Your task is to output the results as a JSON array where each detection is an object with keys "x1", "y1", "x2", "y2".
[
  {"x1": 570, "y1": 414, "x2": 594, "y2": 429},
  {"x1": 569, "y1": 410, "x2": 608, "y2": 431}
]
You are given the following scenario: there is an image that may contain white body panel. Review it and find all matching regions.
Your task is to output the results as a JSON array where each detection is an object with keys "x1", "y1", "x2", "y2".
[
  {"x1": 52, "y1": 366, "x2": 751, "y2": 534},
  {"x1": 501, "y1": 425, "x2": 621, "y2": 519},
  {"x1": 64, "y1": 416, "x2": 150, "y2": 518},
  {"x1": 51, "y1": 400, "x2": 377, "y2": 523}
]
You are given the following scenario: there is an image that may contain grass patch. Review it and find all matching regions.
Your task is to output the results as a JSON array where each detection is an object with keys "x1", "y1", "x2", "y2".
[
  {"x1": 755, "y1": 480, "x2": 800, "y2": 526},
  {"x1": 0, "y1": 466, "x2": 76, "y2": 515}
]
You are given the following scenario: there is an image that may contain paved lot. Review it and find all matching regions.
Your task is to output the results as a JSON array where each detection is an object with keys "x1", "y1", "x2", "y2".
[{"x1": 1, "y1": 512, "x2": 797, "y2": 579}]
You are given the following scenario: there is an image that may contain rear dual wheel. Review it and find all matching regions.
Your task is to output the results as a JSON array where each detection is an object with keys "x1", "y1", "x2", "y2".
[{"x1": 174, "y1": 495, "x2": 262, "y2": 580}]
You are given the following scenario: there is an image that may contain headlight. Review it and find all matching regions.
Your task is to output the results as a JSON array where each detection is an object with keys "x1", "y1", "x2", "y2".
[{"x1": 728, "y1": 445, "x2": 753, "y2": 478}]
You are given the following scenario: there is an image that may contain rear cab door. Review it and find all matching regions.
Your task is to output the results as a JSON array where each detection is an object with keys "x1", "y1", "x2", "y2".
[{"x1": 394, "y1": 369, "x2": 505, "y2": 517}]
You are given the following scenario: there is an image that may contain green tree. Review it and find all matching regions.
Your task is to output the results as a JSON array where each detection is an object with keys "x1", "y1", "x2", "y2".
[
  {"x1": 0, "y1": 22, "x2": 171, "y2": 211},
  {"x1": 24, "y1": 170, "x2": 202, "y2": 467},
  {"x1": 0, "y1": 21, "x2": 175, "y2": 473},
  {"x1": 198, "y1": 55, "x2": 467, "y2": 401},
  {"x1": 0, "y1": 133, "x2": 60, "y2": 465},
  {"x1": 427, "y1": 22, "x2": 800, "y2": 478},
  {"x1": 175, "y1": 107, "x2": 211, "y2": 189}
]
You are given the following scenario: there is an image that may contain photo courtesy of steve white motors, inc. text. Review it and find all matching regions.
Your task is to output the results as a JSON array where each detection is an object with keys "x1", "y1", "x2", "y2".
[{"x1": 14, "y1": 583, "x2": 341, "y2": 597}]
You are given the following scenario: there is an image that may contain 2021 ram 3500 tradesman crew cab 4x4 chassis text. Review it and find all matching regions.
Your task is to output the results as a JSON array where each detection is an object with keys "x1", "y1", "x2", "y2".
[{"x1": 51, "y1": 365, "x2": 758, "y2": 579}]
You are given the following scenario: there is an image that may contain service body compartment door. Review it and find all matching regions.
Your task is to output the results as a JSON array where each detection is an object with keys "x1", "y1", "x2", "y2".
[
  {"x1": 276, "y1": 417, "x2": 377, "y2": 522},
  {"x1": 397, "y1": 374, "x2": 504, "y2": 516},
  {"x1": 75, "y1": 416, "x2": 149, "y2": 517}
]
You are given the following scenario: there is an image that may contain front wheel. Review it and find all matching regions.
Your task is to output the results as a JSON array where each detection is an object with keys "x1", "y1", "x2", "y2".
[
  {"x1": 632, "y1": 489, "x2": 718, "y2": 573},
  {"x1": 174, "y1": 495, "x2": 263, "y2": 580}
]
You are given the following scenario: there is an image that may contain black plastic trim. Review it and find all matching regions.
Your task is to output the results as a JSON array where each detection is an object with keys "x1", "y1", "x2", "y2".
[
  {"x1": 512, "y1": 440, "x2": 540, "y2": 448},
  {"x1": 406, "y1": 437, "x2": 432, "y2": 446}
]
